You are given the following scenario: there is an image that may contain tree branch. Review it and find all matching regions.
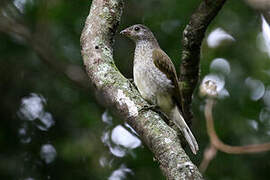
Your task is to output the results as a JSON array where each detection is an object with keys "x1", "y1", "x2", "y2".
[
  {"x1": 179, "y1": 0, "x2": 227, "y2": 126},
  {"x1": 80, "y1": 0, "x2": 203, "y2": 179}
]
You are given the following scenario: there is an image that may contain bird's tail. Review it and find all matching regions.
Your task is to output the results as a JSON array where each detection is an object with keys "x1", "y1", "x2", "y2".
[{"x1": 170, "y1": 106, "x2": 199, "y2": 154}]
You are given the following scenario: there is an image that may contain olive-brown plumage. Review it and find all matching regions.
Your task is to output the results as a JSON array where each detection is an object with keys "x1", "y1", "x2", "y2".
[{"x1": 121, "y1": 24, "x2": 198, "y2": 154}]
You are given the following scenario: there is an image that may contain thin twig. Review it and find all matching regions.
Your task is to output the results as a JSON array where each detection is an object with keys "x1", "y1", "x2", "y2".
[
  {"x1": 205, "y1": 99, "x2": 270, "y2": 154},
  {"x1": 199, "y1": 144, "x2": 217, "y2": 173}
]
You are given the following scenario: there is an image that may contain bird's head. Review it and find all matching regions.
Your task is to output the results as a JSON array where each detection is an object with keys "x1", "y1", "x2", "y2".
[{"x1": 120, "y1": 24, "x2": 155, "y2": 42}]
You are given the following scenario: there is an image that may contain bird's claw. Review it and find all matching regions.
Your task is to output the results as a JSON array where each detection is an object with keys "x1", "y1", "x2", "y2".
[
  {"x1": 139, "y1": 104, "x2": 169, "y2": 121},
  {"x1": 139, "y1": 104, "x2": 157, "y2": 112}
]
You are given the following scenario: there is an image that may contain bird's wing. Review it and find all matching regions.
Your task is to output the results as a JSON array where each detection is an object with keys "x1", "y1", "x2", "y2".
[{"x1": 152, "y1": 48, "x2": 182, "y2": 108}]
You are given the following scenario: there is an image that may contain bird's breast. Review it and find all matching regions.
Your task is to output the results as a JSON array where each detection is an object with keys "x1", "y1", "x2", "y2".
[{"x1": 133, "y1": 47, "x2": 173, "y2": 104}]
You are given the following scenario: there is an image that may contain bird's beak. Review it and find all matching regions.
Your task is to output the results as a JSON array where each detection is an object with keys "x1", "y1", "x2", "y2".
[{"x1": 120, "y1": 28, "x2": 131, "y2": 36}]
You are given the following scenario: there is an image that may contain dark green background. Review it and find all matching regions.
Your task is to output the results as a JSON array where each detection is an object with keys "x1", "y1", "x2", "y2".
[{"x1": 1, "y1": 0, "x2": 270, "y2": 179}]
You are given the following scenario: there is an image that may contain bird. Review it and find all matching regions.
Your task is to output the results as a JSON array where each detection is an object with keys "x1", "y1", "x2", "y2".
[{"x1": 120, "y1": 24, "x2": 199, "y2": 154}]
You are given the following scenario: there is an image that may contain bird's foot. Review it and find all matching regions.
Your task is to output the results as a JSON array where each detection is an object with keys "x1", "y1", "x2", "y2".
[
  {"x1": 139, "y1": 104, "x2": 158, "y2": 112},
  {"x1": 139, "y1": 104, "x2": 169, "y2": 120}
]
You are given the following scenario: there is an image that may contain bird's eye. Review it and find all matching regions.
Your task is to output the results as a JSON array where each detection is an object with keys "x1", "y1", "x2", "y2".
[{"x1": 134, "y1": 27, "x2": 140, "y2": 31}]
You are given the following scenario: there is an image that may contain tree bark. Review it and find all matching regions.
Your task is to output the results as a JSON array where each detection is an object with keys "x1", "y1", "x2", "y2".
[
  {"x1": 80, "y1": 0, "x2": 203, "y2": 179},
  {"x1": 179, "y1": 0, "x2": 227, "y2": 126}
]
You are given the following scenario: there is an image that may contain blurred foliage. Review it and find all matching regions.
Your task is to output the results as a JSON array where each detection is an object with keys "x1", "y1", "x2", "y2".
[{"x1": 0, "y1": 0, "x2": 270, "y2": 180}]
